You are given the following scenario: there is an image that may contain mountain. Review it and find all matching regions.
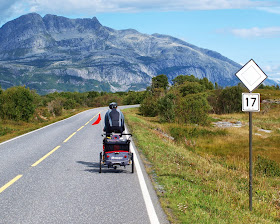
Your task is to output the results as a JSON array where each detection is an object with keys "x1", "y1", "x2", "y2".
[{"x1": 0, "y1": 13, "x2": 267, "y2": 94}]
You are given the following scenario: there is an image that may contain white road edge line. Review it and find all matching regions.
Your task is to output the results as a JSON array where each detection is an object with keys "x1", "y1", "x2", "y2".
[
  {"x1": 126, "y1": 130, "x2": 160, "y2": 224},
  {"x1": 0, "y1": 109, "x2": 100, "y2": 147}
]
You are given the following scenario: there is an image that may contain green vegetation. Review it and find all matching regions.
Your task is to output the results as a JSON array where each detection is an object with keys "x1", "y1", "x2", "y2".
[
  {"x1": 208, "y1": 85, "x2": 243, "y2": 114},
  {"x1": 259, "y1": 84, "x2": 280, "y2": 91},
  {"x1": 0, "y1": 85, "x2": 144, "y2": 143},
  {"x1": 0, "y1": 86, "x2": 36, "y2": 121},
  {"x1": 123, "y1": 105, "x2": 280, "y2": 223},
  {"x1": 140, "y1": 74, "x2": 243, "y2": 124},
  {"x1": 1, "y1": 74, "x2": 279, "y2": 223},
  {"x1": 124, "y1": 75, "x2": 280, "y2": 223},
  {"x1": 152, "y1": 74, "x2": 169, "y2": 90}
]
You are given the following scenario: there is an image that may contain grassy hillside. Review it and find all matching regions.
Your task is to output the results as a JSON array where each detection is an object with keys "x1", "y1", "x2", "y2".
[{"x1": 123, "y1": 101, "x2": 280, "y2": 223}]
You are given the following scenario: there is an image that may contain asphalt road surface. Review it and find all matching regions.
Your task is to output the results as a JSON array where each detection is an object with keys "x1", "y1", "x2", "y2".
[{"x1": 0, "y1": 106, "x2": 168, "y2": 224}]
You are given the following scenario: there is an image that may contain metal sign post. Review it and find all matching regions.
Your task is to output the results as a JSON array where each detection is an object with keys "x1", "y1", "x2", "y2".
[
  {"x1": 235, "y1": 59, "x2": 267, "y2": 211},
  {"x1": 249, "y1": 109, "x2": 253, "y2": 211}
]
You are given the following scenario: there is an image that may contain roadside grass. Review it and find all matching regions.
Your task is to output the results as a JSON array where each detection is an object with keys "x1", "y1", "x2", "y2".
[
  {"x1": 123, "y1": 108, "x2": 280, "y2": 223},
  {"x1": 257, "y1": 89, "x2": 280, "y2": 100},
  {"x1": 208, "y1": 104, "x2": 280, "y2": 164}
]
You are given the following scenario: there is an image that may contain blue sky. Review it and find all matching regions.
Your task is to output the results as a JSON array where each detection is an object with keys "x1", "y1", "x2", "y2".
[{"x1": 0, "y1": 0, "x2": 280, "y2": 81}]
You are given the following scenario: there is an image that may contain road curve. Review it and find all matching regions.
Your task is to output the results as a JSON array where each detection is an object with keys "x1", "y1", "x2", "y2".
[{"x1": 0, "y1": 105, "x2": 168, "y2": 224}]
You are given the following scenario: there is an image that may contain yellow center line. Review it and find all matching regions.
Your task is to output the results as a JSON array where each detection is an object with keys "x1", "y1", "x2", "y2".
[
  {"x1": 85, "y1": 121, "x2": 90, "y2": 125},
  {"x1": 0, "y1": 175, "x2": 23, "y2": 193},
  {"x1": 90, "y1": 112, "x2": 100, "y2": 122},
  {"x1": 31, "y1": 146, "x2": 61, "y2": 167},
  {"x1": 63, "y1": 132, "x2": 76, "y2": 143},
  {"x1": 0, "y1": 111, "x2": 104, "y2": 194},
  {"x1": 77, "y1": 126, "x2": 84, "y2": 132}
]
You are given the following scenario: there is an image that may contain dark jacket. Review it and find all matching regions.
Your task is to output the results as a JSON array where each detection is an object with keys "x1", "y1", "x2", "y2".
[{"x1": 103, "y1": 108, "x2": 125, "y2": 134}]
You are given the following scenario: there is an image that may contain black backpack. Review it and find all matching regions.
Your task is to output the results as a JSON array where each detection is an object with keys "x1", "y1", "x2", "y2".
[{"x1": 108, "y1": 108, "x2": 123, "y2": 133}]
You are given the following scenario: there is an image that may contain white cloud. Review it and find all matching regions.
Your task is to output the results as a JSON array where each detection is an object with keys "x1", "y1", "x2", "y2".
[
  {"x1": 0, "y1": 0, "x2": 19, "y2": 23},
  {"x1": 0, "y1": 0, "x2": 278, "y2": 27},
  {"x1": 42, "y1": 0, "x2": 278, "y2": 12},
  {"x1": 258, "y1": 6, "x2": 280, "y2": 14},
  {"x1": 263, "y1": 64, "x2": 280, "y2": 80},
  {"x1": 0, "y1": 0, "x2": 277, "y2": 17},
  {"x1": 230, "y1": 27, "x2": 280, "y2": 38}
]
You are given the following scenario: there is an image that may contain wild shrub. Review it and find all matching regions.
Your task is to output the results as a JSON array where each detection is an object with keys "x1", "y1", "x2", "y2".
[
  {"x1": 172, "y1": 75, "x2": 214, "y2": 90},
  {"x1": 178, "y1": 81, "x2": 205, "y2": 97},
  {"x1": 199, "y1": 77, "x2": 214, "y2": 90},
  {"x1": 139, "y1": 95, "x2": 159, "y2": 117},
  {"x1": 209, "y1": 85, "x2": 243, "y2": 114},
  {"x1": 176, "y1": 93, "x2": 210, "y2": 125},
  {"x1": 48, "y1": 99, "x2": 63, "y2": 117},
  {"x1": 158, "y1": 94, "x2": 176, "y2": 122},
  {"x1": 207, "y1": 90, "x2": 222, "y2": 114},
  {"x1": 151, "y1": 74, "x2": 169, "y2": 90},
  {"x1": 63, "y1": 98, "x2": 77, "y2": 110},
  {"x1": 172, "y1": 74, "x2": 199, "y2": 85},
  {"x1": 123, "y1": 91, "x2": 145, "y2": 105},
  {"x1": 139, "y1": 84, "x2": 166, "y2": 117},
  {"x1": 255, "y1": 155, "x2": 280, "y2": 177},
  {"x1": 90, "y1": 94, "x2": 123, "y2": 108},
  {"x1": 0, "y1": 86, "x2": 36, "y2": 121}
]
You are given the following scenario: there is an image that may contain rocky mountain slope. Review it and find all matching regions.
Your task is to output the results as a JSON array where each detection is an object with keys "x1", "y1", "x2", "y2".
[{"x1": 0, "y1": 13, "x2": 245, "y2": 94}]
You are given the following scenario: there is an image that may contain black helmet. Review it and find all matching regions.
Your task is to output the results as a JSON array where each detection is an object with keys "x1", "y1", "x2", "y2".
[{"x1": 109, "y1": 102, "x2": 117, "y2": 109}]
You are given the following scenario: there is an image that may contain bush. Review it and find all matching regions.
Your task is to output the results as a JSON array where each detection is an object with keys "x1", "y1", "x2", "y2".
[
  {"x1": 207, "y1": 90, "x2": 221, "y2": 114},
  {"x1": 199, "y1": 77, "x2": 214, "y2": 90},
  {"x1": 178, "y1": 81, "x2": 205, "y2": 97},
  {"x1": 139, "y1": 94, "x2": 159, "y2": 117},
  {"x1": 218, "y1": 86, "x2": 243, "y2": 114},
  {"x1": 209, "y1": 86, "x2": 243, "y2": 114},
  {"x1": 176, "y1": 93, "x2": 210, "y2": 125},
  {"x1": 255, "y1": 156, "x2": 280, "y2": 177},
  {"x1": 48, "y1": 99, "x2": 63, "y2": 117},
  {"x1": 152, "y1": 74, "x2": 169, "y2": 90},
  {"x1": 0, "y1": 86, "x2": 36, "y2": 121},
  {"x1": 123, "y1": 91, "x2": 145, "y2": 105},
  {"x1": 158, "y1": 94, "x2": 176, "y2": 122},
  {"x1": 90, "y1": 93, "x2": 123, "y2": 108},
  {"x1": 172, "y1": 75, "x2": 199, "y2": 85},
  {"x1": 63, "y1": 98, "x2": 77, "y2": 110}
]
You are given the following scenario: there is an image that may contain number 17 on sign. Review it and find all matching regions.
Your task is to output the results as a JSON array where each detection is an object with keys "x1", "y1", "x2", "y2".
[{"x1": 242, "y1": 93, "x2": 260, "y2": 112}]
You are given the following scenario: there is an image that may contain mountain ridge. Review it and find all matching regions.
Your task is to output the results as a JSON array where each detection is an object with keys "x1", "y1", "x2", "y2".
[{"x1": 0, "y1": 13, "x2": 271, "y2": 94}]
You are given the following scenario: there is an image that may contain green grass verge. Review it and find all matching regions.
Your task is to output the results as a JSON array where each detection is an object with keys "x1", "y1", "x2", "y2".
[{"x1": 123, "y1": 108, "x2": 280, "y2": 224}]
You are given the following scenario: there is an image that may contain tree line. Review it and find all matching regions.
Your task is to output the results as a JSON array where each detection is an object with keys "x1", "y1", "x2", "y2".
[
  {"x1": 1, "y1": 75, "x2": 278, "y2": 123},
  {"x1": 0, "y1": 86, "x2": 145, "y2": 122},
  {"x1": 139, "y1": 74, "x2": 247, "y2": 125}
]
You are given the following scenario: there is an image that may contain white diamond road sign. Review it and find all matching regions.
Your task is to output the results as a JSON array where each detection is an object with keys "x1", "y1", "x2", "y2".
[
  {"x1": 242, "y1": 93, "x2": 260, "y2": 112},
  {"x1": 236, "y1": 59, "x2": 267, "y2": 92}
]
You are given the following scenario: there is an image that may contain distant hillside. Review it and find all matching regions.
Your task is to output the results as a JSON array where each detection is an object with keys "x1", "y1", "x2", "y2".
[{"x1": 0, "y1": 13, "x2": 263, "y2": 94}]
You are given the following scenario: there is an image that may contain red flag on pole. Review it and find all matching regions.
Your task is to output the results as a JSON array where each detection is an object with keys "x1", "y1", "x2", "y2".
[{"x1": 92, "y1": 113, "x2": 101, "y2": 125}]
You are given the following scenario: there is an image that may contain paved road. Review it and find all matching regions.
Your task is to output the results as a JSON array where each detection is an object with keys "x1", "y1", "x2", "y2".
[{"x1": 0, "y1": 106, "x2": 168, "y2": 224}]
